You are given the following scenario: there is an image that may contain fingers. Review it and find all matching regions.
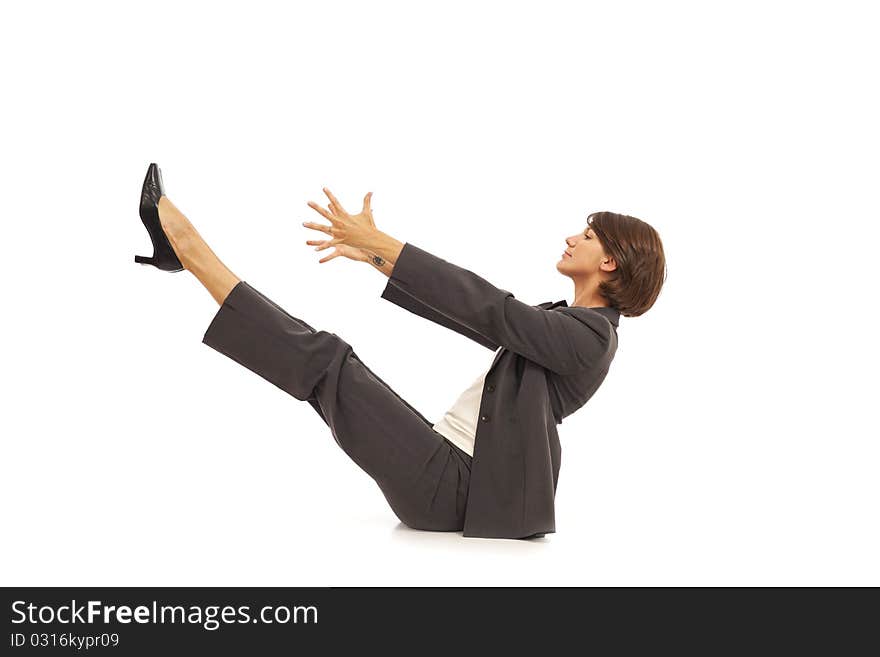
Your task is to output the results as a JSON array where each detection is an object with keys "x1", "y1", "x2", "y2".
[
  {"x1": 322, "y1": 187, "x2": 347, "y2": 215},
  {"x1": 302, "y1": 220, "x2": 332, "y2": 234},
  {"x1": 305, "y1": 237, "x2": 343, "y2": 252},
  {"x1": 307, "y1": 200, "x2": 335, "y2": 222},
  {"x1": 363, "y1": 191, "x2": 375, "y2": 226},
  {"x1": 316, "y1": 239, "x2": 345, "y2": 263},
  {"x1": 305, "y1": 237, "x2": 338, "y2": 264}
]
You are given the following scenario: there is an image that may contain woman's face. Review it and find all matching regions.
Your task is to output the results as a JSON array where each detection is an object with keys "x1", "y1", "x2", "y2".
[{"x1": 557, "y1": 225, "x2": 609, "y2": 275}]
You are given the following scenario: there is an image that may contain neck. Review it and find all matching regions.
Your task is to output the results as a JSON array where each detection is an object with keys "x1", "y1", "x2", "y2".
[{"x1": 571, "y1": 278, "x2": 608, "y2": 308}]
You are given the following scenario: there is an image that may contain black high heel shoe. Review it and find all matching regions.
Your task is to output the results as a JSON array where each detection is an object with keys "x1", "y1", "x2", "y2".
[{"x1": 134, "y1": 163, "x2": 184, "y2": 272}]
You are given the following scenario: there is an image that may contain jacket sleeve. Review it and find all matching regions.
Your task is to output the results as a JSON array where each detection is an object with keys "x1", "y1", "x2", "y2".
[
  {"x1": 380, "y1": 276, "x2": 500, "y2": 351},
  {"x1": 379, "y1": 242, "x2": 614, "y2": 375}
]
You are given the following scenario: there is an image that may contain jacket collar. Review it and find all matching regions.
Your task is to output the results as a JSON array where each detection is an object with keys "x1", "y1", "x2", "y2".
[{"x1": 540, "y1": 299, "x2": 620, "y2": 328}]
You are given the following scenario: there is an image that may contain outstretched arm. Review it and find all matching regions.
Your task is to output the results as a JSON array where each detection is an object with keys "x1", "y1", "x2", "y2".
[
  {"x1": 377, "y1": 242, "x2": 613, "y2": 375},
  {"x1": 302, "y1": 189, "x2": 612, "y2": 371}
]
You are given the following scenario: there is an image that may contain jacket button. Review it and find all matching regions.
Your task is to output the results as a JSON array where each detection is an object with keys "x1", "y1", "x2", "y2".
[
  {"x1": 486, "y1": 384, "x2": 495, "y2": 392},
  {"x1": 480, "y1": 414, "x2": 490, "y2": 422}
]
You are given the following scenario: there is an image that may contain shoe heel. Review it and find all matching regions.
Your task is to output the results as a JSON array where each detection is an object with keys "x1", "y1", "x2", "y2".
[{"x1": 134, "y1": 254, "x2": 155, "y2": 265}]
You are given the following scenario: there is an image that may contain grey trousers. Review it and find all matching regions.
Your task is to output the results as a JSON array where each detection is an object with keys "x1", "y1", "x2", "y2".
[{"x1": 201, "y1": 279, "x2": 473, "y2": 532}]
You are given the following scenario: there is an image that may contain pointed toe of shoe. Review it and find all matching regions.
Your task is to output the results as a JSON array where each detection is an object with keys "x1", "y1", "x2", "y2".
[
  {"x1": 135, "y1": 162, "x2": 183, "y2": 273},
  {"x1": 141, "y1": 162, "x2": 165, "y2": 208}
]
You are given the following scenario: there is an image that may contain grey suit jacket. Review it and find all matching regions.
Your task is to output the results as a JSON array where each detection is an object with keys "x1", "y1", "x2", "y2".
[{"x1": 381, "y1": 242, "x2": 620, "y2": 539}]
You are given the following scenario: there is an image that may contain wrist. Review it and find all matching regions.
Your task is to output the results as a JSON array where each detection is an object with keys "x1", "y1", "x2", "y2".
[
  {"x1": 363, "y1": 248, "x2": 394, "y2": 277},
  {"x1": 360, "y1": 230, "x2": 404, "y2": 271}
]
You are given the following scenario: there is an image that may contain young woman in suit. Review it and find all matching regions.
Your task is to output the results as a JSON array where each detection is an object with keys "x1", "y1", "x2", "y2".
[{"x1": 135, "y1": 163, "x2": 666, "y2": 539}]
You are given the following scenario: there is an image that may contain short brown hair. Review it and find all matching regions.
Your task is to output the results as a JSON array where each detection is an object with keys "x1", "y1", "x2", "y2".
[{"x1": 586, "y1": 211, "x2": 666, "y2": 317}]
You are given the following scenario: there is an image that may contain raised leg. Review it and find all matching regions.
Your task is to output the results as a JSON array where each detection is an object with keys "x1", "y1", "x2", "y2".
[
  {"x1": 153, "y1": 196, "x2": 472, "y2": 530},
  {"x1": 201, "y1": 279, "x2": 473, "y2": 532}
]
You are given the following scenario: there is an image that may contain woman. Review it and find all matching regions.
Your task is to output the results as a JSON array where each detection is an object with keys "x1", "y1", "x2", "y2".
[{"x1": 135, "y1": 163, "x2": 666, "y2": 540}]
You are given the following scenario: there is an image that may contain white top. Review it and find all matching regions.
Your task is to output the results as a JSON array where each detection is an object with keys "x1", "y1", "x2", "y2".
[{"x1": 432, "y1": 347, "x2": 502, "y2": 457}]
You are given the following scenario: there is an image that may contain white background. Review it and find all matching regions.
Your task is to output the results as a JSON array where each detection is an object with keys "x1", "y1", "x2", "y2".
[{"x1": 1, "y1": 1, "x2": 877, "y2": 586}]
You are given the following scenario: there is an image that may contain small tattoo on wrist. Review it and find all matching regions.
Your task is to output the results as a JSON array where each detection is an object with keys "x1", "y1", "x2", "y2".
[{"x1": 371, "y1": 254, "x2": 386, "y2": 267}]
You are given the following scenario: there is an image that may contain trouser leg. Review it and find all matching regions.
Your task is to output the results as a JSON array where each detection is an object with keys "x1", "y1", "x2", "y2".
[{"x1": 201, "y1": 280, "x2": 472, "y2": 531}]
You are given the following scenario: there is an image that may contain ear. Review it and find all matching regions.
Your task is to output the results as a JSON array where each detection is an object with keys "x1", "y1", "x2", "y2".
[{"x1": 600, "y1": 256, "x2": 617, "y2": 273}]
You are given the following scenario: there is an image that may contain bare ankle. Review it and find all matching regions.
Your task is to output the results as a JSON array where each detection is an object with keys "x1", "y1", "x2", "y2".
[{"x1": 158, "y1": 196, "x2": 193, "y2": 235}]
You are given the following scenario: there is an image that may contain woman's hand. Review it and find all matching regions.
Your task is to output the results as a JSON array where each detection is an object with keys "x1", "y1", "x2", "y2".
[
  {"x1": 303, "y1": 188, "x2": 378, "y2": 263},
  {"x1": 303, "y1": 198, "x2": 372, "y2": 263}
]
